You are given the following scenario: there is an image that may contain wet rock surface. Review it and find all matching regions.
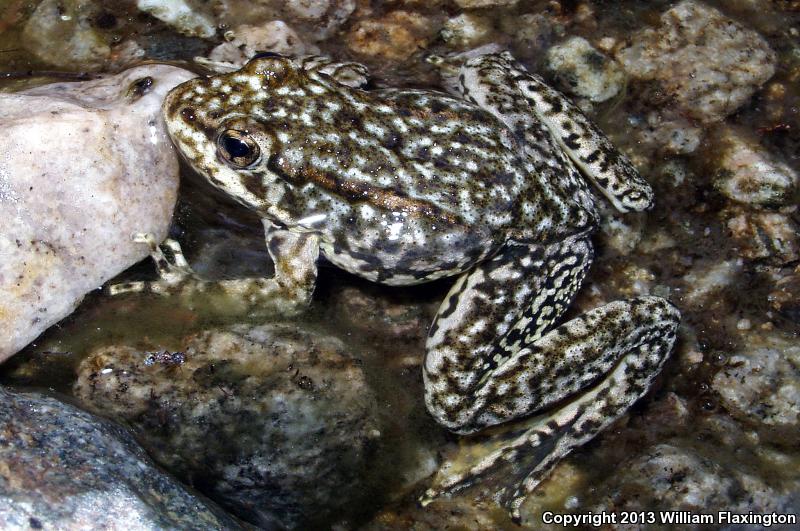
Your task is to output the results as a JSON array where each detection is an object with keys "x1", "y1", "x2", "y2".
[
  {"x1": 616, "y1": 0, "x2": 777, "y2": 123},
  {"x1": 0, "y1": 386, "x2": 240, "y2": 530},
  {"x1": 713, "y1": 330, "x2": 800, "y2": 442},
  {"x1": 546, "y1": 36, "x2": 625, "y2": 103},
  {"x1": 0, "y1": 64, "x2": 194, "y2": 362},
  {"x1": 73, "y1": 323, "x2": 381, "y2": 529}
]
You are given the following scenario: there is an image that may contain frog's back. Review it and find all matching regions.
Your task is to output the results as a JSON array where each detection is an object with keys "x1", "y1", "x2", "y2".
[{"x1": 163, "y1": 56, "x2": 594, "y2": 284}]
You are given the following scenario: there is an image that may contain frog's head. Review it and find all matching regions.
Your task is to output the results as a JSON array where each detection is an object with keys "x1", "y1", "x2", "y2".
[{"x1": 162, "y1": 55, "x2": 307, "y2": 217}]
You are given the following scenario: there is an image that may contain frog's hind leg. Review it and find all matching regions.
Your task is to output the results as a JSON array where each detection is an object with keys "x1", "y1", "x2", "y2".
[
  {"x1": 422, "y1": 237, "x2": 680, "y2": 518},
  {"x1": 460, "y1": 52, "x2": 654, "y2": 213}
]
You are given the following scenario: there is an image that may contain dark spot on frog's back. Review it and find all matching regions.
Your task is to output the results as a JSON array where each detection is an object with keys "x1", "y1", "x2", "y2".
[
  {"x1": 383, "y1": 131, "x2": 402, "y2": 150},
  {"x1": 180, "y1": 107, "x2": 196, "y2": 122},
  {"x1": 335, "y1": 108, "x2": 362, "y2": 128}
]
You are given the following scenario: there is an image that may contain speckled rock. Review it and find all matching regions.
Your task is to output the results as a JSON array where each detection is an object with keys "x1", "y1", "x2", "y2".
[
  {"x1": 592, "y1": 442, "x2": 797, "y2": 530},
  {"x1": 346, "y1": 10, "x2": 438, "y2": 61},
  {"x1": 23, "y1": 0, "x2": 112, "y2": 69},
  {"x1": 442, "y1": 13, "x2": 495, "y2": 49},
  {"x1": 712, "y1": 126, "x2": 798, "y2": 207},
  {"x1": 546, "y1": 36, "x2": 625, "y2": 102},
  {"x1": 713, "y1": 330, "x2": 800, "y2": 443},
  {"x1": 208, "y1": 21, "x2": 317, "y2": 67},
  {"x1": 635, "y1": 110, "x2": 703, "y2": 155},
  {"x1": 616, "y1": 0, "x2": 776, "y2": 123},
  {"x1": 213, "y1": 0, "x2": 356, "y2": 41},
  {"x1": 0, "y1": 386, "x2": 240, "y2": 530},
  {"x1": 73, "y1": 323, "x2": 381, "y2": 529},
  {"x1": 0, "y1": 64, "x2": 194, "y2": 362},
  {"x1": 137, "y1": 0, "x2": 217, "y2": 38},
  {"x1": 505, "y1": 12, "x2": 560, "y2": 55},
  {"x1": 726, "y1": 208, "x2": 800, "y2": 264}
]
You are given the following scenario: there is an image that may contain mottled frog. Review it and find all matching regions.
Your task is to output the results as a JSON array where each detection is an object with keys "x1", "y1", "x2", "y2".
[{"x1": 142, "y1": 52, "x2": 680, "y2": 517}]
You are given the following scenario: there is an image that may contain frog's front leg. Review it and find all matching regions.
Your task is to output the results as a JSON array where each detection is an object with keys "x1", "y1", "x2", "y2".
[
  {"x1": 109, "y1": 220, "x2": 319, "y2": 316},
  {"x1": 422, "y1": 235, "x2": 680, "y2": 518}
]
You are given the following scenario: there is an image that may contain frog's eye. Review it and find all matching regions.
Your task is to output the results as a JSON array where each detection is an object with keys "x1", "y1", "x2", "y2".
[{"x1": 216, "y1": 129, "x2": 261, "y2": 168}]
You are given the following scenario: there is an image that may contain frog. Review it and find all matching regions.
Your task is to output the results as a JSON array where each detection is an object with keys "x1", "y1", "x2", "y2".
[{"x1": 125, "y1": 51, "x2": 681, "y2": 518}]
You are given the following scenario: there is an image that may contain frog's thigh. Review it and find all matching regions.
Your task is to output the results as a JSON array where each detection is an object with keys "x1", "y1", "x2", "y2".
[
  {"x1": 507, "y1": 62, "x2": 653, "y2": 212},
  {"x1": 461, "y1": 53, "x2": 654, "y2": 212},
  {"x1": 424, "y1": 235, "x2": 593, "y2": 431},
  {"x1": 424, "y1": 296, "x2": 679, "y2": 519}
]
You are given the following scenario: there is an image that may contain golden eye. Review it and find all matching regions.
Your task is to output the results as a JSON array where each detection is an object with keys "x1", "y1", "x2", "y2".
[{"x1": 216, "y1": 129, "x2": 260, "y2": 168}]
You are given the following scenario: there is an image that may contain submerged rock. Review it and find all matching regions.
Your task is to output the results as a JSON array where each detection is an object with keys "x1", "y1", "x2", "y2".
[
  {"x1": 346, "y1": 10, "x2": 439, "y2": 61},
  {"x1": 442, "y1": 13, "x2": 495, "y2": 49},
  {"x1": 73, "y1": 323, "x2": 381, "y2": 529},
  {"x1": 546, "y1": 36, "x2": 625, "y2": 103},
  {"x1": 207, "y1": 21, "x2": 318, "y2": 67},
  {"x1": 713, "y1": 330, "x2": 800, "y2": 443},
  {"x1": 592, "y1": 442, "x2": 796, "y2": 529},
  {"x1": 137, "y1": 0, "x2": 217, "y2": 38},
  {"x1": 712, "y1": 126, "x2": 798, "y2": 208},
  {"x1": 214, "y1": 0, "x2": 356, "y2": 42},
  {"x1": 0, "y1": 64, "x2": 194, "y2": 362},
  {"x1": 726, "y1": 208, "x2": 800, "y2": 264},
  {"x1": 23, "y1": 0, "x2": 112, "y2": 69},
  {"x1": 616, "y1": 0, "x2": 776, "y2": 123},
  {"x1": 0, "y1": 386, "x2": 240, "y2": 530}
]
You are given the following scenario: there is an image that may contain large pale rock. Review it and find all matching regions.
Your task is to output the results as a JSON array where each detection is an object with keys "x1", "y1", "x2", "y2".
[
  {"x1": 0, "y1": 64, "x2": 195, "y2": 362},
  {"x1": 137, "y1": 0, "x2": 217, "y2": 38}
]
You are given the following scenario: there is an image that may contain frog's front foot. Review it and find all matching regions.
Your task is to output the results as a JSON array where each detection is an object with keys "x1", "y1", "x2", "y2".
[{"x1": 109, "y1": 223, "x2": 320, "y2": 317}]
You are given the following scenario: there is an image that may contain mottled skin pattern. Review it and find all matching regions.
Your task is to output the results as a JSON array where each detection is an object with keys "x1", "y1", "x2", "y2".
[{"x1": 147, "y1": 52, "x2": 681, "y2": 518}]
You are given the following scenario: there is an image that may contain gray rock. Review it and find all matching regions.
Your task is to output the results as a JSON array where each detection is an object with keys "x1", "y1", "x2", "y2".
[
  {"x1": 22, "y1": 0, "x2": 111, "y2": 69},
  {"x1": 0, "y1": 386, "x2": 240, "y2": 530},
  {"x1": 137, "y1": 0, "x2": 217, "y2": 38},
  {"x1": 0, "y1": 64, "x2": 194, "y2": 362},
  {"x1": 593, "y1": 442, "x2": 797, "y2": 530},
  {"x1": 712, "y1": 126, "x2": 798, "y2": 207},
  {"x1": 73, "y1": 323, "x2": 381, "y2": 529},
  {"x1": 713, "y1": 330, "x2": 800, "y2": 443},
  {"x1": 214, "y1": 0, "x2": 356, "y2": 41},
  {"x1": 546, "y1": 36, "x2": 625, "y2": 103},
  {"x1": 616, "y1": 0, "x2": 776, "y2": 123}
]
